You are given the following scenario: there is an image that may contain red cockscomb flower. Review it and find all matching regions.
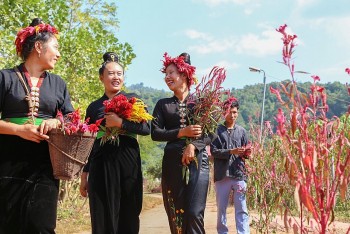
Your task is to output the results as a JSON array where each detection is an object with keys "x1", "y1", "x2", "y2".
[
  {"x1": 15, "y1": 23, "x2": 59, "y2": 56},
  {"x1": 56, "y1": 109, "x2": 101, "y2": 135},
  {"x1": 161, "y1": 52, "x2": 197, "y2": 88}
]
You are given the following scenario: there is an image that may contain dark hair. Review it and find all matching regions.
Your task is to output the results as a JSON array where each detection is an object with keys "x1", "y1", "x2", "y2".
[
  {"x1": 21, "y1": 18, "x2": 56, "y2": 61},
  {"x1": 99, "y1": 52, "x2": 123, "y2": 75},
  {"x1": 179, "y1": 52, "x2": 191, "y2": 65},
  {"x1": 230, "y1": 100, "x2": 240, "y2": 110},
  {"x1": 30, "y1": 18, "x2": 44, "y2": 26}
]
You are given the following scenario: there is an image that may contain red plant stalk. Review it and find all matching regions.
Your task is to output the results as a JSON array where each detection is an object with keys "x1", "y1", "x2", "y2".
[
  {"x1": 183, "y1": 66, "x2": 232, "y2": 184},
  {"x1": 245, "y1": 119, "x2": 290, "y2": 233},
  {"x1": 276, "y1": 24, "x2": 297, "y2": 81},
  {"x1": 187, "y1": 66, "x2": 231, "y2": 134},
  {"x1": 271, "y1": 24, "x2": 350, "y2": 234}
]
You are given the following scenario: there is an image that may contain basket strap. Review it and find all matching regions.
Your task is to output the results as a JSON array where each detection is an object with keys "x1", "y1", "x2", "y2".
[
  {"x1": 46, "y1": 139, "x2": 86, "y2": 165},
  {"x1": 14, "y1": 66, "x2": 36, "y2": 124}
]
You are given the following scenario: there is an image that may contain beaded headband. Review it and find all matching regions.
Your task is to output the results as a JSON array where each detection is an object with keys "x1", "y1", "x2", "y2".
[{"x1": 15, "y1": 23, "x2": 59, "y2": 56}]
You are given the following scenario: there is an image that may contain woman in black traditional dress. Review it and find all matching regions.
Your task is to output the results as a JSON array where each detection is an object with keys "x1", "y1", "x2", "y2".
[
  {"x1": 0, "y1": 18, "x2": 74, "y2": 233},
  {"x1": 151, "y1": 52, "x2": 215, "y2": 234},
  {"x1": 79, "y1": 52, "x2": 150, "y2": 234}
]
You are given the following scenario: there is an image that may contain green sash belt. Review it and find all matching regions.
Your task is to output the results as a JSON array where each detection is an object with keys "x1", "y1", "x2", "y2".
[
  {"x1": 96, "y1": 130, "x2": 137, "y2": 139},
  {"x1": 3, "y1": 117, "x2": 44, "y2": 126}
]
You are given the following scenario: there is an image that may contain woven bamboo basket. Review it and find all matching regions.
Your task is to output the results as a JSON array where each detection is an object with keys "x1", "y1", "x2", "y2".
[{"x1": 47, "y1": 129, "x2": 96, "y2": 180}]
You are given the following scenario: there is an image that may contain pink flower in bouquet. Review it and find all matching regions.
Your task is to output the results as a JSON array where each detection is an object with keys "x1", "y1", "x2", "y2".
[{"x1": 56, "y1": 109, "x2": 102, "y2": 135}]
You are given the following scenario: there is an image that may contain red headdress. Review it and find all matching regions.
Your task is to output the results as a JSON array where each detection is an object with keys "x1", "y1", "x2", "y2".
[
  {"x1": 15, "y1": 23, "x2": 59, "y2": 56},
  {"x1": 161, "y1": 52, "x2": 197, "y2": 87}
]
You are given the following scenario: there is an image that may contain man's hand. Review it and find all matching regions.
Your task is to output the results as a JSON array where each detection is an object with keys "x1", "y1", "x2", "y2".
[
  {"x1": 230, "y1": 147, "x2": 245, "y2": 156},
  {"x1": 243, "y1": 145, "x2": 252, "y2": 159}
]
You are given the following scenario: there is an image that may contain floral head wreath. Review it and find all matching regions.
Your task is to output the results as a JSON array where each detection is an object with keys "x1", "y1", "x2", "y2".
[
  {"x1": 161, "y1": 52, "x2": 197, "y2": 87},
  {"x1": 15, "y1": 23, "x2": 59, "y2": 56}
]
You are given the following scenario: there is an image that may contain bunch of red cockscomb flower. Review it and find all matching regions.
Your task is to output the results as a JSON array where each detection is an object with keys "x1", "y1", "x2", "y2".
[
  {"x1": 187, "y1": 66, "x2": 232, "y2": 135},
  {"x1": 103, "y1": 94, "x2": 135, "y2": 119},
  {"x1": 100, "y1": 94, "x2": 153, "y2": 144},
  {"x1": 56, "y1": 109, "x2": 102, "y2": 135}
]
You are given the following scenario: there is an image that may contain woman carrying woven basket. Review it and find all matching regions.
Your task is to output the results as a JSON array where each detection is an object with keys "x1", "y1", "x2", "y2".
[
  {"x1": 79, "y1": 52, "x2": 151, "y2": 234},
  {"x1": 0, "y1": 18, "x2": 74, "y2": 233}
]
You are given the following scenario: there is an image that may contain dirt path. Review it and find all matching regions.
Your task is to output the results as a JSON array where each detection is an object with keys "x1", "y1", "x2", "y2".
[
  {"x1": 140, "y1": 194, "x2": 350, "y2": 234},
  {"x1": 140, "y1": 194, "x2": 237, "y2": 234},
  {"x1": 76, "y1": 194, "x2": 350, "y2": 234}
]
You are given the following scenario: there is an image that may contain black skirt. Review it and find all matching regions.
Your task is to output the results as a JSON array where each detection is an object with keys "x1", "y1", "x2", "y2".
[
  {"x1": 161, "y1": 140, "x2": 210, "y2": 234},
  {"x1": 88, "y1": 135, "x2": 143, "y2": 234},
  {"x1": 0, "y1": 135, "x2": 59, "y2": 234}
]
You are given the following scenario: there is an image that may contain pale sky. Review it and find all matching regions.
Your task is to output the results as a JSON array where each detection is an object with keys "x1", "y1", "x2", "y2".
[{"x1": 116, "y1": 0, "x2": 350, "y2": 90}]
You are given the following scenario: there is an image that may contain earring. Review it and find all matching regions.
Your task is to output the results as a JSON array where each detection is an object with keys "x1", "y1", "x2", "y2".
[{"x1": 38, "y1": 53, "x2": 41, "y2": 58}]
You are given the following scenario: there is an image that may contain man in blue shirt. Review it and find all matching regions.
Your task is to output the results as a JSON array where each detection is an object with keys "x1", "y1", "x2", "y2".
[{"x1": 211, "y1": 99, "x2": 251, "y2": 234}]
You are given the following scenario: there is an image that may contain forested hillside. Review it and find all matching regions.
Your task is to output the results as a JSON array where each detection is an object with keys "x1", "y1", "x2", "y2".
[
  {"x1": 129, "y1": 81, "x2": 350, "y2": 130},
  {"x1": 128, "y1": 81, "x2": 350, "y2": 180},
  {"x1": 126, "y1": 81, "x2": 350, "y2": 178}
]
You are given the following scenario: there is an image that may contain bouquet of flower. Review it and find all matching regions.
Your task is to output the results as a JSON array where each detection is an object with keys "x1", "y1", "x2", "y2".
[
  {"x1": 183, "y1": 66, "x2": 233, "y2": 183},
  {"x1": 56, "y1": 109, "x2": 102, "y2": 135},
  {"x1": 48, "y1": 109, "x2": 102, "y2": 180},
  {"x1": 187, "y1": 66, "x2": 232, "y2": 134},
  {"x1": 100, "y1": 94, "x2": 153, "y2": 144}
]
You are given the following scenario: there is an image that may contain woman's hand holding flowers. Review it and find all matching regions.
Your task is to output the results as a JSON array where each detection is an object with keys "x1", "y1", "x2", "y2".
[
  {"x1": 16, "y1": 124, "x2": 48, "y2": 143},
  {"x1": 100, "y1": 94, "x2": 153, "y2": 144},
  {"x1": 105, "y1": 112, "x2": 123, "y2": 128},
  {"x1": 14, "y1": 118, "x2": 59, "y2": 143},
  {"x1": 182, "y1": 143, "x2": 196, "y2": 166},
  {"x1": 39, "y1": 118, "x2": 61, "y2": 135},
  {"x1": 178, "y1": 124, "x2": 202, "y2": 138}
]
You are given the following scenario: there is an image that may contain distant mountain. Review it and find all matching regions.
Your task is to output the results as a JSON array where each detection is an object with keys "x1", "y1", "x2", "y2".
[{"x1": 127, "y1": 83, "x2": 172, "y2": 114}]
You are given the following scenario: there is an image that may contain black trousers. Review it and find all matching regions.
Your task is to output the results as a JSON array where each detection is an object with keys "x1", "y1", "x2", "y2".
[
  {"x1": 88, "y1": 136, "x2": 143, "y2": 234},
  {"x1": 0, "y1": 174, "x2": 59, "y2": 234}
]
